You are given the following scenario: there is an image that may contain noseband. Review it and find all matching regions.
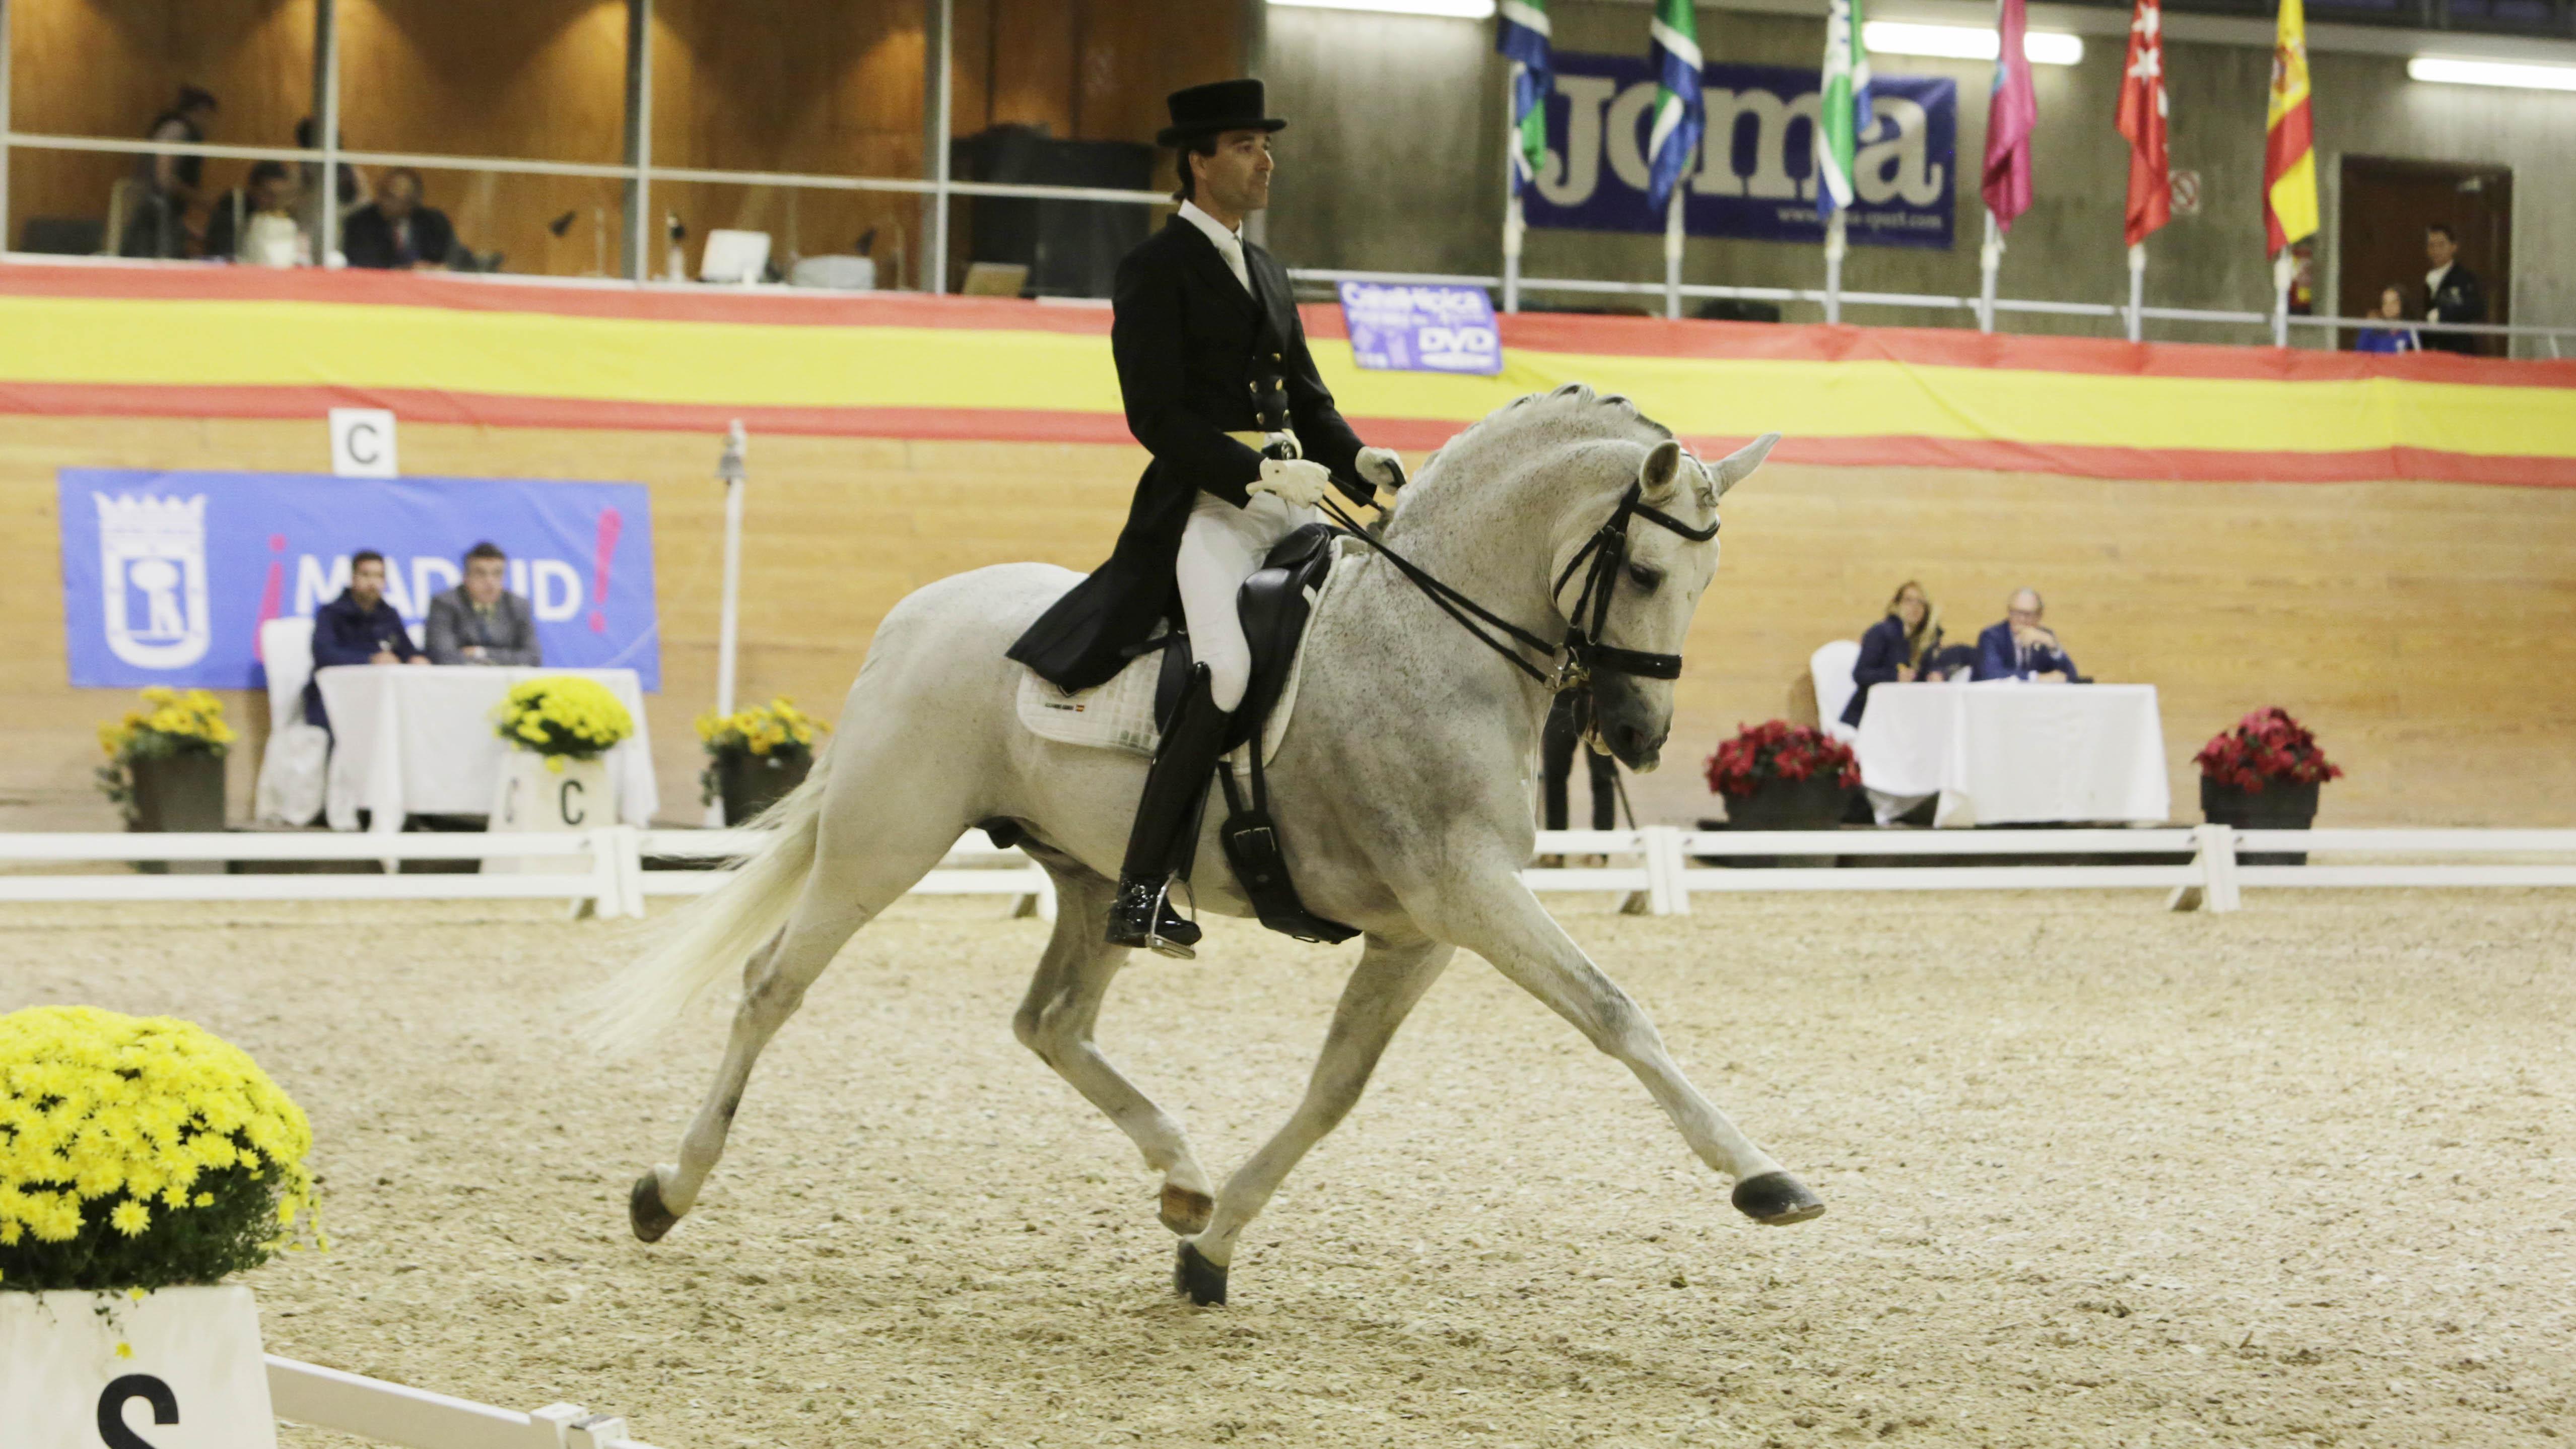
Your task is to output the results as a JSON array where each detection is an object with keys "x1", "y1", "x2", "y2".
[{"x1": 1318, "y1": 474, "x2": 1719, "y2": 702}]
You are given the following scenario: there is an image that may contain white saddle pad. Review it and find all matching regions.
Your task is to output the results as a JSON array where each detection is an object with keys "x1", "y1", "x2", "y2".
[{"x1": 1015, "y1": 538, "x2": 1350, "y2": 769}]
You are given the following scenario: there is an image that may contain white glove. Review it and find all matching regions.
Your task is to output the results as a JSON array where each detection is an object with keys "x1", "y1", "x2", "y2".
[
  {"x1": 1355, "y1": 446, "x2": 1407, "y2": 509},
  {"x1": 1250, "y1": 457, "x2": 1332, "y2": 509}
]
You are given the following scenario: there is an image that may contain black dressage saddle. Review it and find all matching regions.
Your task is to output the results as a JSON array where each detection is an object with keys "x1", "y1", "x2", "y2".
[{"x1": 1141, "y1": 522, "x2": 1358, "y2": 945}]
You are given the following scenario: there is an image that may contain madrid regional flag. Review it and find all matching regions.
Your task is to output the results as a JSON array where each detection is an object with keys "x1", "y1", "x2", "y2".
[{"x1": 2263, "y1": 0, "x2": 2320, "y2": 253}]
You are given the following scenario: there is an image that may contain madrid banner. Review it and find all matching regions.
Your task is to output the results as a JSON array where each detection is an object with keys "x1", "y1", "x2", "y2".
[
  {"x1": 1521, "y1": 50, "x2": 1956, "y2": 249},
  {"x1": 58, "y1": 470, "x2": 660, "y2": 691}
]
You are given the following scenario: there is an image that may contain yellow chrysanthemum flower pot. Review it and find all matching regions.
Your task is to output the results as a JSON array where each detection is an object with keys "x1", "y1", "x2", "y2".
[
  {"x1": 696, "y1": 697, "x2": 828, "y2": 826},
  {"x1": 2, "y1": 1007, "x2": 318, "y2": 1443}
]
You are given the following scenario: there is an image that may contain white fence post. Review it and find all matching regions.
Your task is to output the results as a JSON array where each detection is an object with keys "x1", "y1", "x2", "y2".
[
  {"x1": 2197, "y1": 822, "x2": 2241, "y2": 913},
  {"x1": 1643, "y1": 826, "x2": 1687, "y2": 916}
]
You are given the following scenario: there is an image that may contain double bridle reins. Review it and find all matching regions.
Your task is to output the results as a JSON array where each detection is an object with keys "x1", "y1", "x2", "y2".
[{"x1": 1315, "y1": 470, "x2": 1719, "y2": 701}]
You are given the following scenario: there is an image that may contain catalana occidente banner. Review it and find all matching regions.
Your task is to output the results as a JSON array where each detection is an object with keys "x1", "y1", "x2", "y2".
[
  {"x1": 58, "y1": 470, "x2": 659, "y2": 691},
  {"x1": 1523, "y1": 51, "x2": 1956, "y2": 250}
]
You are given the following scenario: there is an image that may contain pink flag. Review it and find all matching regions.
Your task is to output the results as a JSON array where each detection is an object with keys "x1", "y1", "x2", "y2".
[{"x1": 1982, "y1": 0, "x2": 2037, "y2": 230}]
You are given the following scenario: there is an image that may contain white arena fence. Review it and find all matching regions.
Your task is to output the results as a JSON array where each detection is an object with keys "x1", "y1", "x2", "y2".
[
  {"x1": 3, "y1": 826, "x2": 2575, "y2": 918},
  {"x1": 268, "y1": 1354, "x2": 659, "y2": 1448}
]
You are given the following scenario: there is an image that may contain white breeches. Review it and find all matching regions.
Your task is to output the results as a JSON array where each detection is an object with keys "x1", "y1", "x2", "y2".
[{"x1": 1175, "y1": 490, "x2": 1318, "y2": 712}]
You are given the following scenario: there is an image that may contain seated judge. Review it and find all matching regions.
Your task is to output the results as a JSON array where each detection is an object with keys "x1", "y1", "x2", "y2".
[
  {"x1": 426, "y1": 541, "x2": 541, "y2": 666},
  {"x1": 1841, "y1": 579, "x2": 1946, "y2": 728},
  {"x1": 304, "y1": 549, "x2": 424, "y2": 728},
  {"x1": 1974, "y1": 587, "x2": 2079, "y2": 683},
  {"x1": 342, "y1": 167, "x2": 455, "y2": 271}
]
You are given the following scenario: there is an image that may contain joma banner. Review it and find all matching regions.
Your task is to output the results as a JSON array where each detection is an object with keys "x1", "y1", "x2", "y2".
[
  {"x1": 58, "y1": 470, "x2": 660, "y2": 691},
  {"x1": 1523, "y1": 51, "x2": 1956, "y2": 250}
]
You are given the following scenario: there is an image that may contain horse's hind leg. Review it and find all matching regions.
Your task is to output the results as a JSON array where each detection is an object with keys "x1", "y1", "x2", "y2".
[
  {"x1": 633, "y1": 828, "x2": 954, "y2": 1240},
  {"x1": 1013, "y1": 864, "x2": 1216, "y2": 1235},
  {"x1": 1176, "y1": 933, "x2": 1455, "y2": 1305}
]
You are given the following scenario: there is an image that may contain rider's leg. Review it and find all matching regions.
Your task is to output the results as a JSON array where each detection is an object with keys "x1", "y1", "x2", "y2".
[{"x1": 1104, "y1": 496, "x2": 1275, "y2": 955}]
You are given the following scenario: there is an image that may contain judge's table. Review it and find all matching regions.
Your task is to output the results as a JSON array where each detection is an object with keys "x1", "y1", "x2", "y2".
[
  {"x1": 1852, "y1": 680, "x2": 2170, "y2": 829},
  {"x1": 316, "y1": 665, "x2": 658, "y2": 833}
]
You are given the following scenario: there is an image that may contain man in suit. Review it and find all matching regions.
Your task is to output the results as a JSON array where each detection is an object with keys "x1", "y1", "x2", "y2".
[
  {"x1": 2422, "y1": 223, "x2": 2486, "y2": 357},
  {"x1": 305, "y1": 550, "x2": 425, "y2": 728},
  {"x1": 426, "y1": 541, "x2": 542, "y2": 666},
  {"x1": 343, "y1": 167, "x2": 457, "y2": 271},
  {"x1": 1973, "y1": 588, "x2": 2078, "y2": 683},
  {"x1": 1006, "y1": 79, "x2": 1408, "y2": 957}
]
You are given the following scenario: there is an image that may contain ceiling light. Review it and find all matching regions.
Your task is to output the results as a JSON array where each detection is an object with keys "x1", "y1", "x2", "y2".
[
  {"x1": 1269, "y1": 0, "x2": 1498, "y2": 17},
  {"x1": 2408, "y1": 56, "x2": 2576, "y2": 91},
  {"x1": 1863, "y1": 20, "x2": 2082, "y2": 66}
]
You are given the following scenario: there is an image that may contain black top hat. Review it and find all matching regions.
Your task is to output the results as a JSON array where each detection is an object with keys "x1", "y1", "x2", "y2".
[{"x1": 1157, "y1": 79, "x2": 1286, "y2": 148}]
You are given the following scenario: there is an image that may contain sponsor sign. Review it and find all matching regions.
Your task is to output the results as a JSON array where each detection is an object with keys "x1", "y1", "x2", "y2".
[
  {"x1": 58, "y1": 470, "x2": 659, "y2": 691},
  {"x1": 1522, "y1": 51, "x2": 1957, "y2": 250},
  {"x1": 1336, "y1": 282, "x2": 1504, "y2": 375}
]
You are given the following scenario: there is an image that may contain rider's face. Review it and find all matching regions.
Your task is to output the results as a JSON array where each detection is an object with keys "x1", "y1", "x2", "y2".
[{"x1": 1192, "y1": 131, "x2": 1273, "y2": 221}]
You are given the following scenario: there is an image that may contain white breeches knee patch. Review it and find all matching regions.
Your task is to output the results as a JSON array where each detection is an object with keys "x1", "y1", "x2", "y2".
[{"x1": 1175, "y1": 490, "x2": 1318, "y2": 713}]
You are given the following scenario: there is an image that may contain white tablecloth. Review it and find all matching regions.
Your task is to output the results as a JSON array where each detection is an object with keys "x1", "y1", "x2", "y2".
[
  {"x1": 318, "y1": 667, "x2": 658, "y2": 833},
  {"x1": 1854, "y1": 681, "x2": 2170, "y2": 828}
]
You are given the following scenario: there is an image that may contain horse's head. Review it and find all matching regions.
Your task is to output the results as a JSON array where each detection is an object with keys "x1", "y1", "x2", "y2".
[{"x1": 1568, "y1": 432, "x2": 1778, "y2": 772}]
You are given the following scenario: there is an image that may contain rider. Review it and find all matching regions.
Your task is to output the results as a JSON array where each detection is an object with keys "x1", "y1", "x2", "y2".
[{"x1": 1005, "y1": 79, "x2": 1407, "y2": 958}]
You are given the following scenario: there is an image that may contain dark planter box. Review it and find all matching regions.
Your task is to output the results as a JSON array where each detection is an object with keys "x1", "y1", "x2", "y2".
[
  {"x1": 1705, "y1": 775, "x2": 1856, "y2": 868},
  {"x1": 128, "y1": 750, "x2": 226, "y2": 874},
  {"x1": 718, "y1": 750, "x2": 812, "y2": 826},
  {"x1": 2201, "y1": 776, "x2": 2320, "y2": 867}
]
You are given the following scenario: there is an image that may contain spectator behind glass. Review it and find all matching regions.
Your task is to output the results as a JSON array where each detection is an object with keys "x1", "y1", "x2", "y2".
[
  {"x1": 2421, "y1": 223, "x2": 2485, "y2": 356},
  {"x1": 426, "y1": 542, "x2": 541, "y2": 666},
  {"x1": 2354, "y1": 285, "x2": 2420, "y2": 355},
  {"x1": 303, "y1": 550, "x2": 425, "y2": 730},
  {"x1": 293, "y1": 115, "x2": 372, "y2": 238},
  {"x1": 119, "y1": 85, "x2": 218, "y2": 259},
  {"x1": 343, "y1": 168, "x2": 458, "y2": 272},
  {"x1": 201, "y1": 161, "x2": 302, "y2": 267},
  {"x1": 1974, "y1": 588, "x2": 2079, "y2": 683},
  {"x1": 1842, "y1": 580, "x2": 1949, "y2": 729}
]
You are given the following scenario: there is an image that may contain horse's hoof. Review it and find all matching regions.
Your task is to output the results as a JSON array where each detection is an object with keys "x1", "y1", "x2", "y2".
[
  {"x1": 1159, "y1": 1183, "x2": 1215, "y2": 1236},
  {"x1": 1732, "y1": 1171, "x2": 1825, "y2": 1226},
  {"x1": 1174, "y1": 1240, "x2": 1229, "y2": 1306},
  {"x1": 630, "y1": 1170, "x2": 681, "y2": 1242}
]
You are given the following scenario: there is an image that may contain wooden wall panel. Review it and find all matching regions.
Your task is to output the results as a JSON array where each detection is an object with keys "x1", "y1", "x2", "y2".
[
  {"x1": 9, "y1": 1, "x2": 1238, "y2": 279},
  {"x1": 4, "y1": 412, "x2": 2572, "y2": 833}
]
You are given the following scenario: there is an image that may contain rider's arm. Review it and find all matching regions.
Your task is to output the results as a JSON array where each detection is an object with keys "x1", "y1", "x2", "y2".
[
  {"x1": 1111, "y1": 247, "x2": 1263, "y2": 509},
  {"x1": 1278, "y1": 297, "x2": 1365, "y2": 496}
]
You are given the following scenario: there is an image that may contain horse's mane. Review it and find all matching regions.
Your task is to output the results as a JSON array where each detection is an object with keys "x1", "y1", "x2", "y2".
[{"x1": 1413, "y1": 383, "x2": 1674, "y2": 489}]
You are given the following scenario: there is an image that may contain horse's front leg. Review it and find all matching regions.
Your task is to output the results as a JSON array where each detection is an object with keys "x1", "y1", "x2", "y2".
[
  {"x1": 1176, "y1": 933, "x2": 1454, "y2": 1305},
  {"x1": 1432, "y1": 868, "x2": 1823, "y2": 1226}
]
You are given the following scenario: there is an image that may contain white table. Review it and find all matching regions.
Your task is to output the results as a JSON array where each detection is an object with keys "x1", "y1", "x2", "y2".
[
  {"x1": 317, "y1": 667, "x2": 658, "y2": 833},
  {"x1": 1854, "y1": 681, "x2": 2170, "y2": 828}
]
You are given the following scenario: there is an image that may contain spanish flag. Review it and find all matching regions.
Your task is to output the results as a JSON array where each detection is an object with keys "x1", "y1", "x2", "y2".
[{"x1": 2263, "y1": 0, "x2": 2319, "y2": 254}]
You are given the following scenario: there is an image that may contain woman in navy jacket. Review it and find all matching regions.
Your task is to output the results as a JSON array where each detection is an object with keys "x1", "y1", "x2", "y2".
[{"x1": 1841, "y1": 581, "x2": 1942, "y2": 728}]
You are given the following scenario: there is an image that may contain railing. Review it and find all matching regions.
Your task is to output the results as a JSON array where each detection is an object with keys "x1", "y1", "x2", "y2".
[
  {"x1": 268, "y1": 1355, "x2": 659, "y2": 1449},
  {"x1": 6, "y1": 826, "x2": 2575, "y2": 917}
]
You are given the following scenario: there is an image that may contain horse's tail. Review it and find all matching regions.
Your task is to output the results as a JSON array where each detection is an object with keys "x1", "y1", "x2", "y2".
[{"x1": 577, "y1": 745, "x2": 836, "y2": 1057}]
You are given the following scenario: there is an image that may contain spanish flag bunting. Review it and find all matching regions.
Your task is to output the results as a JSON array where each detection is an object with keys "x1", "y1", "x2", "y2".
[{"x1": 2264, "y1": 0, "x2": 2320, "y2": 254}]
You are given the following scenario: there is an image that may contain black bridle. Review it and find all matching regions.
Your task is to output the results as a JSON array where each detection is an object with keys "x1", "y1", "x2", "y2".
[{"x1": 1317, "y1": 473, "x2": 1719, "y2": 700}]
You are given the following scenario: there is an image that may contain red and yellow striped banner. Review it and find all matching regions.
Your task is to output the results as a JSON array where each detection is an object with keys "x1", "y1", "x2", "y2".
[{"x1": 2, "y1": 263, "x2": 2572, "y2": 485}]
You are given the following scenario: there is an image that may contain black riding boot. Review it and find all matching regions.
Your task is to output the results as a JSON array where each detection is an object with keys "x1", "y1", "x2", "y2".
[{"x1": 1107, "y1": 665, "x2": 1231, "y2": 958}]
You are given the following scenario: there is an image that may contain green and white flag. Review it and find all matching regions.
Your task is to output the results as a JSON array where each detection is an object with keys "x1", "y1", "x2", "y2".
[
  {"x1": 1644, "y1": 0, "x2": 1704, "y2": 211},
  {"x1": 1815, "y1": 0, "x2": 1874, "y2": 219}
]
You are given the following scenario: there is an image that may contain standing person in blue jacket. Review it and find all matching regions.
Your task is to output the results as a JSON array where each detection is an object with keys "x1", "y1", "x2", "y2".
[
  {"x1": 1974, "y1": 587, "x2": 2078, "y2": 682},
  {"x1": 304, "y1": 550, "x2": 424, "y2": 728},
  {"x1": 1842, "y1": 580, "x2": 1944, "y2": 728}
]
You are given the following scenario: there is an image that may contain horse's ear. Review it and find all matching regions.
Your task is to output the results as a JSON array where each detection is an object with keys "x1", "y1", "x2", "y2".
[
  {"x1": 1639, "y1": 438, "x2": 1686, "y2": 503},
  {"x1": 1709, "y1": 432, "x2": 1781, "y2": 499}
]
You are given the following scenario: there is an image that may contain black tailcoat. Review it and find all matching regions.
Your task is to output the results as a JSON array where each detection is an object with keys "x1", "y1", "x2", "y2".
[{"x1": 1006, "y1": 215, "x2": 1364, "y2": 691}]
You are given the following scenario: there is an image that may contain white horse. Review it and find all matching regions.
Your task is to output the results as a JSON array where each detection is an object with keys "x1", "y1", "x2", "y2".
[{"x1": 586, "y1": 385, "x2": 1820, "y2": 1304}]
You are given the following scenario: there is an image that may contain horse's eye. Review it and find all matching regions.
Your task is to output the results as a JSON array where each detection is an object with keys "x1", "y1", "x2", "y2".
[{"x1": 1626, "y1": 564, "x2": 1664, "y2": 591}]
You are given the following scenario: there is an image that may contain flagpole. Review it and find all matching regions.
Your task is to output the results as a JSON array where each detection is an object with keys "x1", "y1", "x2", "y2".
[
  {"x1": 1503, "y1": 65, "x2": 1524, "y2": 315},
  {"x1": 1978, "y1": 208, "x2": 2001, "y2": 334},
  {"x1": 2125, "y1": 242, "x2": 2145, "y2": 344},
  {"x1": 1823, "y1": 212, "x2": 1847, "y2": 325},
  {"x1": 2270, "y1": 249, "x2": 2293, "y2": 348},
  {"x1": 1663, "y1": 188, "x2": 1684, "y2": 320}
]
